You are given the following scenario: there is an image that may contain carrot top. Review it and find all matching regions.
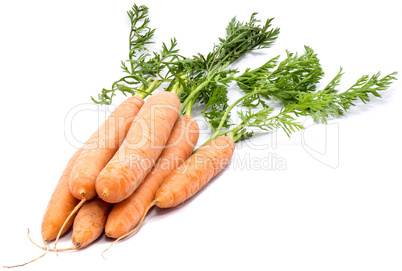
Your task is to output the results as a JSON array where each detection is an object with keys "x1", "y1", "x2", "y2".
[
  {"x1": 93, "y1": 4, "x2": 396, "y2": 148},
  {"x1": 200, "y1": 47, "x2": 397, "y2": 146},
  {"x1": 91, "y1": 4, "x2": 178, "y2": 104},
  {"x1": 93, "y1": 4, "x2": 396, "y2": 146},
  {"x1": 92, "y1": 4, "x2": 280, "y2": 118},
  {"x1": 166, "y1": 13, "x2": 279, "y2": 116}
]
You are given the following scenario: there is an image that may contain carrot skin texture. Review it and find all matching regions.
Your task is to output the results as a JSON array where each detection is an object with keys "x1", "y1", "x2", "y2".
[
  {"x1": 155, "y1": 136, "x2": 235, "y2": 208},
  {"x1": 69, "y1": 96, "x2": 144, "y2": 200},
  {"x1": 105, "y1": 115, "x2": 199, "y2": 238},
  {"x1": 41, "y1": 150, "x2": 81, "y2": 242},
  {"x1": 96, "y1": 91, "x2": 181, "y2": 203},
  {"x1": 72, "y1": 198, "x2": 112, "y2": 249}
]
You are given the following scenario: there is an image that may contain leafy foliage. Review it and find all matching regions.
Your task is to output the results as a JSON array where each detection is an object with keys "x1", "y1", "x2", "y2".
[
  {"x1": 228, "y1": 106, "x2": 304, "y2": 140},
  {"x1": 292, "y1": 70, "x2": 398, "y2": 123},
  {"x1": 209, "y1": 51, "x2": 397, "y2": 142},
  {"x1": 201, "y1": 84, "x2": 231, "y2": 131},
  {"x1": 175, "y1": 13, "x2": 280, "y2": 122},
  {"x1": 90, "y1": 5, "x2": 396, "y2": 146},
  {"x1": 237, "y1": 46, "x2": 324, "y2": 106},
  {"x1": 92, "y1": 5, "x2": 280, "y2": 112},
  {"x1": 92, "y1": 5, "x2": 181, "y2": 104},
  {"x1": 127, "y1": 4, "x2": 155, "y2": 65}
]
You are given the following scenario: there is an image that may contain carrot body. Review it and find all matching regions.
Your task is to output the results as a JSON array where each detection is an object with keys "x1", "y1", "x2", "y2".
[
  {"x1": 96, "y1": 91, "x2": 181, "y2": 203},
  {"x1": 72, "y1": 198, "x2": 111, "y2": 249},
  {"x1": 41, "y1": 150, "x2": 81, "y2": 242},
  {"x1": 105, "y1": 115, "x2": 199, "y2": 238},
  {"x1": 155, "y1": 136, "x2": 235, "y2": 208},
  {"x1": 69, "y1": 96, "x2": 144, "y2": 200}
]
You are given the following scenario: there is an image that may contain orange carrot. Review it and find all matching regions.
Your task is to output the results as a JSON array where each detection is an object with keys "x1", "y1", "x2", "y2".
[
  {"x1": 105, "y1": 115, "x2": 199, "y2": 238},
  {"x1": 96, "y1": 91, "x2": 181, "y2": 203},
  {"x1": 9, "y1": 150, "x2": 82, "y2": 268},
  {"x1": 10, "y1": 199, "x2": 111, "y2": 267},
  {"x1": 72, "y1": 198, "x2": 112, "y2": 249},
  {"x1": 69, "y1": 96, "x2": 144, "y2": 201},
  {"x1": 155, "y1": 136, "x2": 235, "y2": 208},
  {"x1": 53, "y1": 96, "x2": 144, "y2": 251},
  {"x1": 41, "y1": 150, "x2": 81, "y2": 242},
  {"x1": 103, "y1": 136, "x2": 234, "y2": 252}
]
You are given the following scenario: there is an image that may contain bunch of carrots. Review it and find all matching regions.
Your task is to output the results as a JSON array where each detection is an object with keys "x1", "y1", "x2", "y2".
[{"x1": 5, "y1": 4, "x2": 396, "y2": 268}]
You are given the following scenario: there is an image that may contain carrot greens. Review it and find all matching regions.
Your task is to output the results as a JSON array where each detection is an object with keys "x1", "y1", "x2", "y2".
[
  {"x1": 204, "y1": 47, "x2": 397, "y2": 143},
  {"x1": 92, "y1": 4, "x2": 281, "y2": 118},
  {"x1": 171, "y1": 13, "x2": 280, "y2": 115},
  {"x1": 90, "y1": 3, "x2": 396, "y2": 148},
  {"x1": 91, "y1": 4, "x2": 181, "y2": 104}
]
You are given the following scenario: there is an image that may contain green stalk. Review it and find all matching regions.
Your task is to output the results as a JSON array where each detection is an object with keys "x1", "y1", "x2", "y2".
[
  {"x1": 129, "y1": 29, "x2": 134, "y2": 73},
  {"x1": 211, "y1": 90, "x2": 260, "y2": 140},
  {"x1": 185, "y1": 98, "x2": 195, "y2": 116},
  {"x1": 180, "y1": 80, "x2": 210, "y2": 113},
  {"x1": 230, "y1": 128, "x2": 247, "y2": 142},
  {"x1": 185, "y1": 91, "x2": 201, "y2": 116},
  {"x1": 135, "y1": 78, "x2": 160, "y2": 99},
  {"x1": 170, "y1": 81, "x2": 181, "y2": 95}
]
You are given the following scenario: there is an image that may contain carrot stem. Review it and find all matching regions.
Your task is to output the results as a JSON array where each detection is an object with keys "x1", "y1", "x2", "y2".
[
  {"x1": 135, "y1": 78, "x2": 160, "y2": 99},
  {"x1": 170, "y1": 78, "x2": 186, "y2": 96},
  {"x1": 185, "y1": 95, "x2": 196, "y2": 116},
  {"x1": 180, "y1": 80, "x2": 210, "y2": 113},
  {"x1": 170, "y1": 81, "x2": 180, "y2": 95}
]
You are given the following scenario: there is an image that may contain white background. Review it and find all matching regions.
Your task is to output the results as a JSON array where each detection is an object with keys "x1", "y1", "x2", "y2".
[{"x1": 1, "y1": 0, "x2": 401, "y2": 270}]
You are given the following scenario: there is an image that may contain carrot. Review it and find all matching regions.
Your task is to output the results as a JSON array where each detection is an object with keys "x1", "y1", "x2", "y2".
[
  {"x1": 155, "y1": 136, "x2": 234, "y2": 208},
  {"x1": 69, "y1": 96, "x2": 144, "y2": 201},
  {"x1": 72, "y1": 198, "x2": 112, "y2": 249},
  {"x1": 12, "y1": 199, "x2": 111, "y2": 267},
  {"x1": 53, "y1": 96, "x2": 144, "y2": 251},
  {"x1": 103, "y1": 136, "x2": 234, "y2": 252},
  {"x1": 41, "y1": 150, "x2": 81, "y2": 242},
  {"x1": 95, "y1": 91, "x2": 181, "y2": 203},
  {"x1": 6, "y1": 150, "x2": 82, "y2": 268},
  {"x1": 105, "y1": 115, "x2": 199, "y2": 238}
]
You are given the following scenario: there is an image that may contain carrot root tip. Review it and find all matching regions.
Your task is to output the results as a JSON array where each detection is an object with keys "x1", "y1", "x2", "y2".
[
  {"x1": 3, "y1": 240, "x2": 50, "y2": 268},
  {"x1": 54, "y1": 199, "x2": 86, "y2": 254}
]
